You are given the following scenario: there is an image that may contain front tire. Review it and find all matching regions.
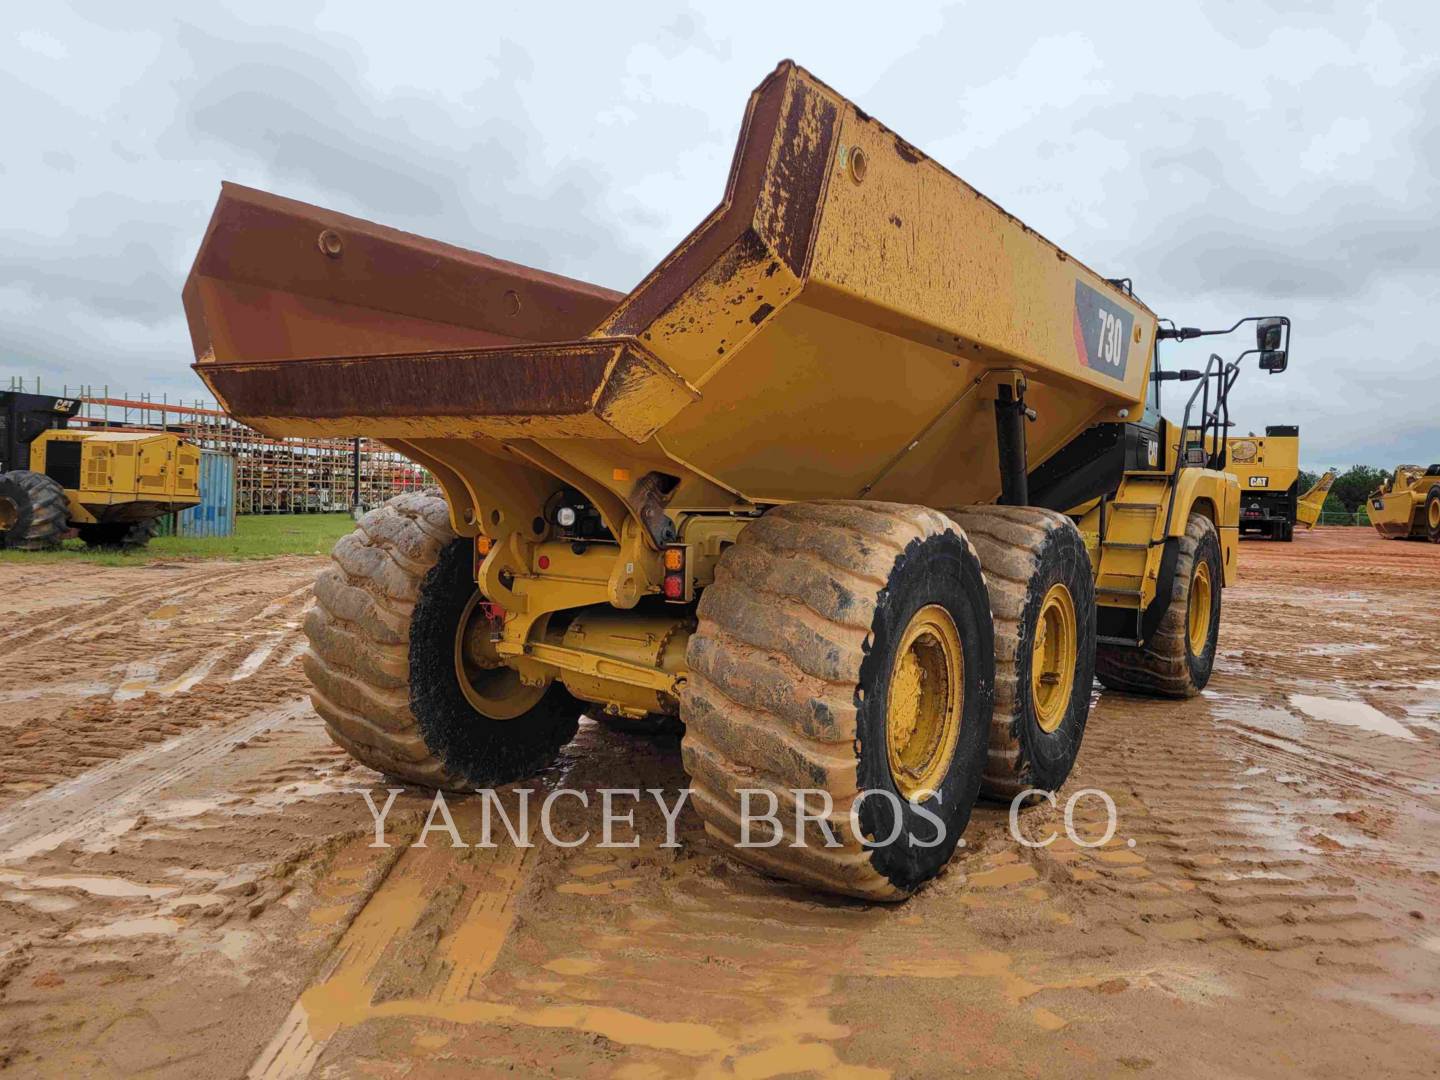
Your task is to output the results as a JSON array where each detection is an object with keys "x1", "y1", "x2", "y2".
[
  {"x1": 0, "y1": 471, "x2": 69, "y2": 550},
  {"x1": 1426, "y1": 486, "x2": 1440, "y2": 543},
  {"x1": 304, "y1": 491, "x2": 582, "y2": 788},
  {"x1": 1096, "y1": 512, "x2": 1222, "y2": 698},
  {"x1": 682, "y1": 501, "x2": 994, "y2": 901},
  {"x1": 946, "y1": 506, "x2": 1095, "y2": 801}
]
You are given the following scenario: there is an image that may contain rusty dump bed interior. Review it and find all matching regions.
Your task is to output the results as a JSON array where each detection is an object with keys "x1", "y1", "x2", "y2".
[{"x1": 185, "y1": 60, "x2": 1157, "y2": 517}]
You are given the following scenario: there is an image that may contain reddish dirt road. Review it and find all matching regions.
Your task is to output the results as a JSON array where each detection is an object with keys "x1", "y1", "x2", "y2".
[{"x1": 0, "y1": 529, "x2": 1436, "y2": 1077}]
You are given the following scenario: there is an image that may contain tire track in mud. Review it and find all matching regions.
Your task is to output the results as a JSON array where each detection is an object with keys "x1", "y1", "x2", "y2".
[
  {"x1": 0, "y1": 564, "x2": 265, "y2": 654},
  {"x1": 0, "y1": 699, "x2": 312, "y2": 864},
  {"x1": 1056, "y1": 690, "x2": 1402, "y2": 957},
  {"x1": 0, "y1": 559, "x2": 320, "y2": 808},
  {"x1": 249, "y1": 810, "x2": 534, "y2": 1080}
]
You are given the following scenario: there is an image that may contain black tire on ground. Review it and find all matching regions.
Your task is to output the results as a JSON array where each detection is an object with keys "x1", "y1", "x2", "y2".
[
  {"x1": 303, "y1": 490, "x2": 583, "y2": 789},
  {"x1": 1096, "y1": 512, "x2": 1222, "y2": 699},
  {"x1": 0, "y1": 470, "x2": 69, "y2": 550},
  {"x1": 79, "y1": 518, "x2": 159, "y2": 550},
  {"x1": 946, "y1": 506, "x2": 1095, "y2": 802},
  {"x1": 1426, "y1": 486, "x2": 1440, "y2": 543},
  {"x1": 682, "y1": 500, "x2": 994, "y2": 901}
]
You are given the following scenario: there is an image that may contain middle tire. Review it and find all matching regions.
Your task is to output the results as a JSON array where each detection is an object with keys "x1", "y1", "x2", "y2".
[
  {"x1": 682, "y1": 501, "x2": 994, "y2": 901},
  {"x1": 946, "y1": 506, "x2": 1095, "y2": 801}
]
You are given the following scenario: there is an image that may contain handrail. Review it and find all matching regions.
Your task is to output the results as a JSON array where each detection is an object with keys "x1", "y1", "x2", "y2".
[{"x1": 1162, "y1": 353, "x2": 1238, "y2": 539}]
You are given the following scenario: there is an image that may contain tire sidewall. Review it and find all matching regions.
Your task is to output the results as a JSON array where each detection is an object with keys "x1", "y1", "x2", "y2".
[
  {"x1": 1183, "y1": 521, "x2": 1223, "y2": 689},
  {"x1": 854, "y1": 530, "x2": 993, "y2": 893},
  {"x1": 1426, "y1": 487, "x2": 1440, "y2": 542},
  {"x1": 0, "y1": 474, "x2": 36, "y2": 548},
  {"x1": 1012, "y1": 525, "x2": 1095, "y2": 791}
]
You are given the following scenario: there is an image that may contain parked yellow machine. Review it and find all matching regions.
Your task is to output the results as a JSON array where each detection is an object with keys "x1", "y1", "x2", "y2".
[
  {"x1": 1368, "y1": 465, "x2": 1440, "y2": 541},
  {"x1": 0, "y1": 391, "x2": 200, "y2": 550},
  {"x1": 1296, "y1": 469, "x2": 1336, "y2": 529},
  {"x1": 1224, "y1": 426, "x2": 1327, "y2": 540},
  {"x1": 181, "y1": 62, "x2": 1290, "y2": 899}
]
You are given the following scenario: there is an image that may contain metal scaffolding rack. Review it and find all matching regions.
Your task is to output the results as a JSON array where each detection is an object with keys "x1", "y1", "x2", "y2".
[{"x1": 7, "y1": 376, "x2": 429, "y2": 514}]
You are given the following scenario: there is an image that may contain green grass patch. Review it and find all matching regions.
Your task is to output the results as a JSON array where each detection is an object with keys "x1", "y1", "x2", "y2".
[{"x1": 0, "y1": 513, "x2": 356, "y2": 566}]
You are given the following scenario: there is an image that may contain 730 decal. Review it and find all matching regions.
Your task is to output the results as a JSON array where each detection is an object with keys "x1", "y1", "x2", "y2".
[{"x1": 1073, "y1": 281, "x2": 1134, "y2": 382}]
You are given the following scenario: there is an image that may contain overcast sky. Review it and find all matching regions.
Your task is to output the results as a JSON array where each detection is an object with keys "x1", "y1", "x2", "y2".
[{"x1": 3, "y1": 1, "x2": 1435, "y2": 470}]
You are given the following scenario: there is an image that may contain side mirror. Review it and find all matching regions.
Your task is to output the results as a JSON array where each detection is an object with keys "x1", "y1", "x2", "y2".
[
  {"x1": 1257, "y1": 317, "x2": 1285, "y2": 351},
  {"x1": 1259, "y1": 349, "x2": 1287, "y2": 373}
]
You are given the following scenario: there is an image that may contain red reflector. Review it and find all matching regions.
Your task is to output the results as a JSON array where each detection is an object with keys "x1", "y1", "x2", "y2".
[
  {"x1": 537, "y1": 555, "x2": 550, "y2": 570},
  {"x1": 663, "y1": 574, "x2": 684, "y2": 600}
]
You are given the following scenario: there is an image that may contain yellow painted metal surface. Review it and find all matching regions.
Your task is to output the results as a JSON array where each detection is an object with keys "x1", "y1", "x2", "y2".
[
  {"x1": 1031, "y1": 583, "x2": 1078, "y2": 733},
  {"x1": 1078, "y1": 466, "x2": 1238, "y2": 621},
  {"x1": 188, "y1": 62, "x2": 1156, "y2": 532},
  {"x1": 29, "y1": 430, "x2": 200, "y2": 518},
  {"x1": 1296, "y1": 470, "x2": 1335, "y2": 528},
  {"x1": 885, "y1": 604, "x2": 964, "y2": 801},
  {"x1": 1368, "y1": 465, "x2": 1440, "y2": 539},
  {"x1": 1225, "y1": 433, "x2": 1299, "y2": 497}
]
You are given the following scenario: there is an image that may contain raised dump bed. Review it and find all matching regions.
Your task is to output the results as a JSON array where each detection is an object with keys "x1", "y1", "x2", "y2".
[{"x1": 186, "y1": 62, "x2": 1156, "y2": 521}]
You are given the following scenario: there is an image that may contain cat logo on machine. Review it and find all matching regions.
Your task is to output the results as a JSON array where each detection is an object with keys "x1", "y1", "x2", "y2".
[
  {"x1": 1145, "y1": 438, "x2": 1158, "y2": 468},
  {"x1": 1073, "y1": 281, "x2": 1134, "y2": 382},
  {"x1": 1248, "y1": 476, "x2": 1269, "y2": 488}
]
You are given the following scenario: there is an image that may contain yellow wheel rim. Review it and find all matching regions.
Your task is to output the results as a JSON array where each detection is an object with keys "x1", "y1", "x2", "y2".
[
  {"x1": 454, "y1": 593, "x2": 548, "y2": 720},
  {"x1": 1187, "y1": 560, "x2": 1213, "y2": 656},
  {"x1": 1429, "y1": 499, "x2": 1440, "y2": 529},
  {"x1": 1031, "y1": 583, "x2": 1077, "y2": 734},
  {"x1": 0, "y1": 496, "x2": 16, "y2": 532},
  {"x1": 886, "y1": 604, "x2": 964, "y2": 800}
]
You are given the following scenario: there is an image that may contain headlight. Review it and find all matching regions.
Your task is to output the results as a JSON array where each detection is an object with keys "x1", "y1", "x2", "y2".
[{"x1": 556, "y1": 506, "x2": 577, "y2": 527}]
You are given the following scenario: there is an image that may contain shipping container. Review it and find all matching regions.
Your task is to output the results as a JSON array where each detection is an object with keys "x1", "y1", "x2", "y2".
[{"x1": 176, "y1": 449, "x2": 236, "y2": 537}]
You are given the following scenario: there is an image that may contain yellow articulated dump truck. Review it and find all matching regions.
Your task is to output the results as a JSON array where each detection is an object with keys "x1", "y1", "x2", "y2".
[
  {"x1": 1368, "y1": 465, "x2": 1440, "y2": 541},
  {"x1": 0, "y1": 391, "x2": 201, "y2": 550},
  {"x1": 182, "y1": 62, "x2": 1290, "y2": 899},
  {"x1": 1224, "y1": 426, "x2": 1332, "y2": 540}
]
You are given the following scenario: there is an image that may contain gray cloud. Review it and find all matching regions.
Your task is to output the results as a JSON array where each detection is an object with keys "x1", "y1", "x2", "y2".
[{"x1": 2, "y1": 1, "x2": 1436, "y2": 469}]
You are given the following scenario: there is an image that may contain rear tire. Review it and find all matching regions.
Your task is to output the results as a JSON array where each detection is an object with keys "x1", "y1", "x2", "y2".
[
  {"x1": 682, "y1": 501, "x2": 993, "y2": 901},
  {"x1": 946, "y1": 506, "x2": 1095, "y2": 801},
  {"x1": 0, "y1": 470, "x2": 68, "y2": 550},
  {"x1": 1426, "y1": 486, "x2": 1440, "y2": 543},
  {"x1": 1096, "y1": 513, "x2": 1222, "y2": 699},
  {"x1": 304, "y1": 490, "x2": 582, "y2": 788}
]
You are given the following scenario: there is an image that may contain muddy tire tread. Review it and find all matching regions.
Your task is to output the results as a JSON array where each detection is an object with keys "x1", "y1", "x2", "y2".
[
  {"x1": 0, "y1": 470, "x2": 69, "y2": 550},
  {"x1": 304, "y1": 491, "x2": 463, "y2": 786},
  {"x1": 681, "y1": 499, "x2": 973, "y2": 901},
  {"x1": 945, "y1": 505, "x2": 1094, "y2": 799}
]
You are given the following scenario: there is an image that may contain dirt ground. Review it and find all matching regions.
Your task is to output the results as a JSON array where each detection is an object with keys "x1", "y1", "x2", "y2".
[{"x1": 0, "y1": 528, "x2": 1436, "y2": 1078}]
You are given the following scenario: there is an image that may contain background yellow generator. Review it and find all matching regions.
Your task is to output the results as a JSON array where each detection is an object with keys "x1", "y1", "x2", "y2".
[
  {"x1": 1225, "y1": 425, "x2": 1332, "y2": 540},
  {"x1": 0, "y1": 390, "x2": 200, "y2": 550}
]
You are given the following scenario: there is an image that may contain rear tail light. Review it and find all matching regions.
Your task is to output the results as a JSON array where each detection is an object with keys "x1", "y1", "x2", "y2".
[
  {"x1": 474, "y1": 534, "x2": 492, "y2": 579},
  {"x1": 663, "y1": 545, "x2": 687, "y2": 601}
]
